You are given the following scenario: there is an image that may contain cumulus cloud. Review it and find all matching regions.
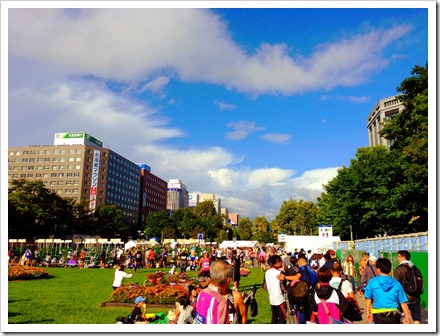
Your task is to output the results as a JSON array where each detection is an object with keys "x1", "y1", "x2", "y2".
[
  {"x1": 260, "y1": 133, "x2": 291, "y2": 144},
  {"x1": 6, "y1": 8, "x2": 406, "y2": 220},
  {"x1": 8, "y1": 9, "x2": 411, "y2": 95}
]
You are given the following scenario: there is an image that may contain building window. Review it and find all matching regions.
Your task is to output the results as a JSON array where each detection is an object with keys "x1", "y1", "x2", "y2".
[
  {"x1": 22, "y1": 158, "x2": 28, "y2": 163},
  {"x1": 69, "y1": 157, "x2": 75, "y2": 162},
  {"x1": 37, "y1": 158, "x2": 43, "y2": 163},
  {"x1": 53, "y1": 157, "x2": 58, "y2": 162},
  {"x1": 44, "y1": 165, "x2": 50, "y2": 170},
  {"x1": 51, "y1": 173, "x2": 57, "y2": 177},
  {"x1": 58, "y1": 173, "x2": 64, "y2": 178},
  {"x1": 27, "y1": 173, "x2": 34, "y2": 177},
  {"x1": 45, "y1": 150, "x2": 51, "y2": 155},
  {"x1": 16, "y1": 151, "x2": 21, "y2": 155}
]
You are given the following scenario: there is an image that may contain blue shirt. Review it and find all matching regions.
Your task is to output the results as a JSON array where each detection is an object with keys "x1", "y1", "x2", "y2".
[{"x1": 364, "y1": 275, "x2": 408, "y2": 309}]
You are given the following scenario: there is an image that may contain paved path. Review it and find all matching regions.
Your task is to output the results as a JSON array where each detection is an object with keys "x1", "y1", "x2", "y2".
[{"x1": 354, "y1": 292, "x2": 428, "y2": 324}]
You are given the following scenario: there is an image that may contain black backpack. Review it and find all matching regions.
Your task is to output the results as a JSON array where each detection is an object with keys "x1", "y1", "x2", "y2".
[
  {"x1": 402, "y1": 264, "x2": 424, "y2": 296},
  {"x1": 337, "y1": 280, "x2": 363, "y2": 322}
]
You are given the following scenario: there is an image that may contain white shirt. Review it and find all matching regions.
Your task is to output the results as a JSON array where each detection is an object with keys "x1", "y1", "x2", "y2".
[
  {"x1": 112, "y1": 269, "x2": 133, "y2": 287},
  {"x1": 265, "y1": 267, "x2": 285, "y2": 306},
  {"x1": 329, "y1": 276, "x2": 353, "y2": 297}
]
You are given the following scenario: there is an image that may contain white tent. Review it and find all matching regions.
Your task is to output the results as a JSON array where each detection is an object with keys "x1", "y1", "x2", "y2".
[
  {"x1": 284, "y1": 235, "x2": 341, "y2": 254},
  {"x1": 219, "y1": 240, "x2": 262, "y2": 249},
  {"x1": 124, "y1": 240, "x2": 137, "y2": 250}
]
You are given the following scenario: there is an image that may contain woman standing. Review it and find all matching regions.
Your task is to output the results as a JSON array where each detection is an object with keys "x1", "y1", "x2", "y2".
[
  {"x1": 199, "y1": 252, "x2": 211, "y2": 278},
  {"x1": 343, "y1": 255, "x2": 357, "y2": 291}
]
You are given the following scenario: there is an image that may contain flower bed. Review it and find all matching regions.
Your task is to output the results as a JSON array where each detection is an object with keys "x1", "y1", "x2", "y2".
[
  {"x1": 240, "y1": 268, "x2": 250, "y2": 277},
  {"x1": 8, "y1": 265, "x2": 48, "y2": 281},
  {"x1": 110, "y1": 282, "x2": 188, "y2": 305}
]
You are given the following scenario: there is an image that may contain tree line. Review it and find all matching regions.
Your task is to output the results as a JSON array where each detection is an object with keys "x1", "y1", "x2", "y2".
[{"x1": 8, "y1": 63, "x2": 428, "y2": 242}]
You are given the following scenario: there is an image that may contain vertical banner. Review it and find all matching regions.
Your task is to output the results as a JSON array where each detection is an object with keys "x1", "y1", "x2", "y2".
[{"x1": 89, "y1": 149, "x2": 100, "y2": 210}]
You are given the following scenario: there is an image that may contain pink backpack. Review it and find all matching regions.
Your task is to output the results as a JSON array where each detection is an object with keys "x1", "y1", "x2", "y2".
[{"x1": 194, "y1": 288, "x2": 229, "y2": 324}]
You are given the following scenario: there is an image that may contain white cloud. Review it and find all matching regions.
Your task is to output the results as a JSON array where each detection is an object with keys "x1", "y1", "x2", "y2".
[
  {"x1": 8, "y1": 9, "x2": 411, "y2": 95},
  {"x1": 214, "y1": 101, "x2": 238, "y2": 111},
  {"x1": 260, "y1": 133, "x2": 291, "y2": 144},
  {"x1": 225, "y1": 121, "x2": 265, "y2": 140},
  {"x1": 138, "y1": 76, "x2": 170, "y2": 94}
]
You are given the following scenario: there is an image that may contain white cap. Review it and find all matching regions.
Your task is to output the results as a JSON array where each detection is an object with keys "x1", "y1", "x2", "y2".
[{"x1": 368, "y1": 255, "x2": 377, "y2": 262}]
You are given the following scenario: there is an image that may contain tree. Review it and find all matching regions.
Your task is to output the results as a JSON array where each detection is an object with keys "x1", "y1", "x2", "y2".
[
  {"x1": 275, "y1": 199, "x2": 318, "y2": 236},
  {"x1": 144, "y1": 210, "x2": 172, "y2": 240},
  {"x1": 317, "y1": 146, "x2": 425, "y2": 239},
  {"x1": 193, "y1": 201, "x2": 223, "y2": 241},
  {"x1": 237, "y1": 217, "x2": 253, "y2": 240},
  {"x1": 252, "y1": 216, "x2": 272, "y2": 243},
  {"x1": 8, "y1": 179, "x2": 73, "y2": 239},
  {"x1": 172, "y1": 208, "x2": 199, "y2": 239},
  {"x1": 380, "y1": 63, "x2": 428, "y2": 228},
  {"x1": 91, "y1": 204, "x2": 127, "y2": 238}
]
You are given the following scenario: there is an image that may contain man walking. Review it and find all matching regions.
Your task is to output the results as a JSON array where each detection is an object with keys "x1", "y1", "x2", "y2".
[
  {"x1": 364, "y1": 258, "x2": 411, "y2": 324},
  {"x1": 265, "y1": 255, "x2": 287, "y2": 324},
  {"x1": 394, "y1": 250, "x2": 423, "y2": 324}
]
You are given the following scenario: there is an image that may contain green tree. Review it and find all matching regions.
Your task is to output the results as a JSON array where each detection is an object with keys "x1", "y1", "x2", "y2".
[
  {"x1": 172, "y1": 208, "x2": 199, "y2": 239},
  {"x1": 91, "y1": 204, "x2": 127, "y2": 238},
  {"x1": 193, "y1": 201, "x2": 223, "y2": 242},
  {"x1": 8, "y1": 179, "x2": 73, "y2": 239},
  {"x1": 144, "y1": 210, "x2": 172, "y2": 240},
  {"x1": 380, "y1": 63, "x2": 428, "y2": 228},
  {"x1": 237, "y1": 217, "x2": 253, "y2": 240},
  {"x1": 275, "y1": 199, "x2": 318, "y2": 236},
  {"x1": 252, "y1": 216, "x2": 272, "y2": 243}
]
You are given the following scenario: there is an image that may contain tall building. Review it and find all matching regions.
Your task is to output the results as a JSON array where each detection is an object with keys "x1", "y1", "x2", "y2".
[
  {"x1": 139, "y1": 164, "x2": 167, "y2": 225},
  {"x1": 228, "y1": 213, "x2": 240, "y2": 229},
  {"x1": 8, "y1": 132, "x2": 141, "y2": 225},
  {"x1": 166, "y1": 179, "x2": 189, "y2": 212},
  {"x1": 367, "y1": 95, "x2": 404, "y2": 148},
  {"x1": 199, "y1": 193, "x2": 221, "y2": 214}
]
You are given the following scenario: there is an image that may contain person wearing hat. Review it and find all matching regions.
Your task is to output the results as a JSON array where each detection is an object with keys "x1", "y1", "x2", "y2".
[
  {"x1": 359, "y1": 255, "x2": 378, "y2": 297},
  {"x1": 129, "y1": 296, "x2": 148, "y2": 324}
]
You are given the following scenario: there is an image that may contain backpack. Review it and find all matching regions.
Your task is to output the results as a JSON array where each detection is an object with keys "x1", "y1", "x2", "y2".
[
  {"x1": 258, "y1": 254, "x2": 265, "y2": 262},
  {"x1": 337, "y1": 280, "x2": 363, "y2": 322},
  {"x1": 287, "y1": 267, "x2": 312, "y2": 303},
  {"x1": 402, "y1": 265, "x2": 424, "y2": 296},
  {"x1": 194, "y1": 288, "x2": 228, "y2": 324}
]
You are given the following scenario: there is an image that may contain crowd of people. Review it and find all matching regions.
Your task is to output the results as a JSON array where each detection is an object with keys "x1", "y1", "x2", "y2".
[
  {"x1": 9, "y1": 243, "x2": 424, "y2": 325},
  {"x1": 262, "y1": 248, "x2": 423, "y2": 325}
]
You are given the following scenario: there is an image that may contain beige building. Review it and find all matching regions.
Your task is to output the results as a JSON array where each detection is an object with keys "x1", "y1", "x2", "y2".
[
  {"x1": 8, "y1": 132, "x2": 141, "y2": 225},
  {"x1": 367, "y1": 95, "x2": 404, "y2": 148}
]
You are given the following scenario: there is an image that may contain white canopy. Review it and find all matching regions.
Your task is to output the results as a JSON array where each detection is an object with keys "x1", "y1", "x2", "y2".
[
  {"x1": 124, "y1": 240, "x2": 137, "y2": 250},
  {"x1": 219, "y1": 240, "x2": 262, "y2": 249}
]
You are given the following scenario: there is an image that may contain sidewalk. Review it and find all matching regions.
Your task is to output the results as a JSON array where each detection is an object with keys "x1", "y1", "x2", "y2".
[{"x1": 354, "y1": 292, "x2": 428, "y2": 324}]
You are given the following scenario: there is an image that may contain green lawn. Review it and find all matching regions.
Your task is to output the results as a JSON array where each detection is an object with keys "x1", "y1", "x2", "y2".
[{"x1": 8, "y1": 266, "x2": 271, "y2": 324}]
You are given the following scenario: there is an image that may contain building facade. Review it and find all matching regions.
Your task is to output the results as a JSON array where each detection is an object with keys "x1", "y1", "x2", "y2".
[
  {"x1": 367, "y1": 95, "x2": 404, "y2": 148},
  {"x1": 166, "y1": 179, "x2": 189, "y2": 212},
  {"x1": 139, "y1": 164, "x2": 167, "y2": 225},
  {"x1": 228, "y1": 213, "x2": 240, "y2": 229},
  {"x1": 8, "y1": 132, "x2": 141, "y2": 226}
]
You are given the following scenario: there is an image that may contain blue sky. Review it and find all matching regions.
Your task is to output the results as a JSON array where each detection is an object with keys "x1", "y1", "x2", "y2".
[{"x1": 4, "y1": 3, "x2": 431, "y2": 222}]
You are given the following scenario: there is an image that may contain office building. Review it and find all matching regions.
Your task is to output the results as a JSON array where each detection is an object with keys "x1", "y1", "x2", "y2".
[
  {"x1": 8, "y1": 132, "x2": 141, "y2": 225},
  {"x1": 166, "y1": 179, "x2": 189, "y2": 211},
  {"x1": 139, "y1": 164, "x2": 167, "y2": 225},
  {"x1": 367, "y1": 95, "x2": 404, "y2": 148}
]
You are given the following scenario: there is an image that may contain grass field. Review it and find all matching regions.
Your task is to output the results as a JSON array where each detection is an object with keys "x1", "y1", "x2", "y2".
[{"x1": 8, "y1": 265, "x2": 272, "y2": 325}]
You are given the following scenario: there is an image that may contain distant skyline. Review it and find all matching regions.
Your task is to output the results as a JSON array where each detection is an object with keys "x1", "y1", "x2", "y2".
[{"x1": 4, "y1": 3, "x2": 431, "y2": 221}]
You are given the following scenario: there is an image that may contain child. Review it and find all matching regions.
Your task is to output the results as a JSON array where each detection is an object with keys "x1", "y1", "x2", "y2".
[{"x1": 129, "y1": 296, "x2": 148, "y2": 324}]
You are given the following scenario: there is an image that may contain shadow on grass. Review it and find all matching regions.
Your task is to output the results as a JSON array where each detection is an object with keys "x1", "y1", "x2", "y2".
[
  {"x1": 8, "y1": 299, "x2": 31, "y2": 303},
  {"x1": 8, "y1": 319, "x2": 55, "y2": 324}
]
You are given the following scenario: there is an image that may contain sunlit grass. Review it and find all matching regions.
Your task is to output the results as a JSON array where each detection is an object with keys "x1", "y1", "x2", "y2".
[{"x1": 8, "y1": 265, "x2": 270, "y2": 324}]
